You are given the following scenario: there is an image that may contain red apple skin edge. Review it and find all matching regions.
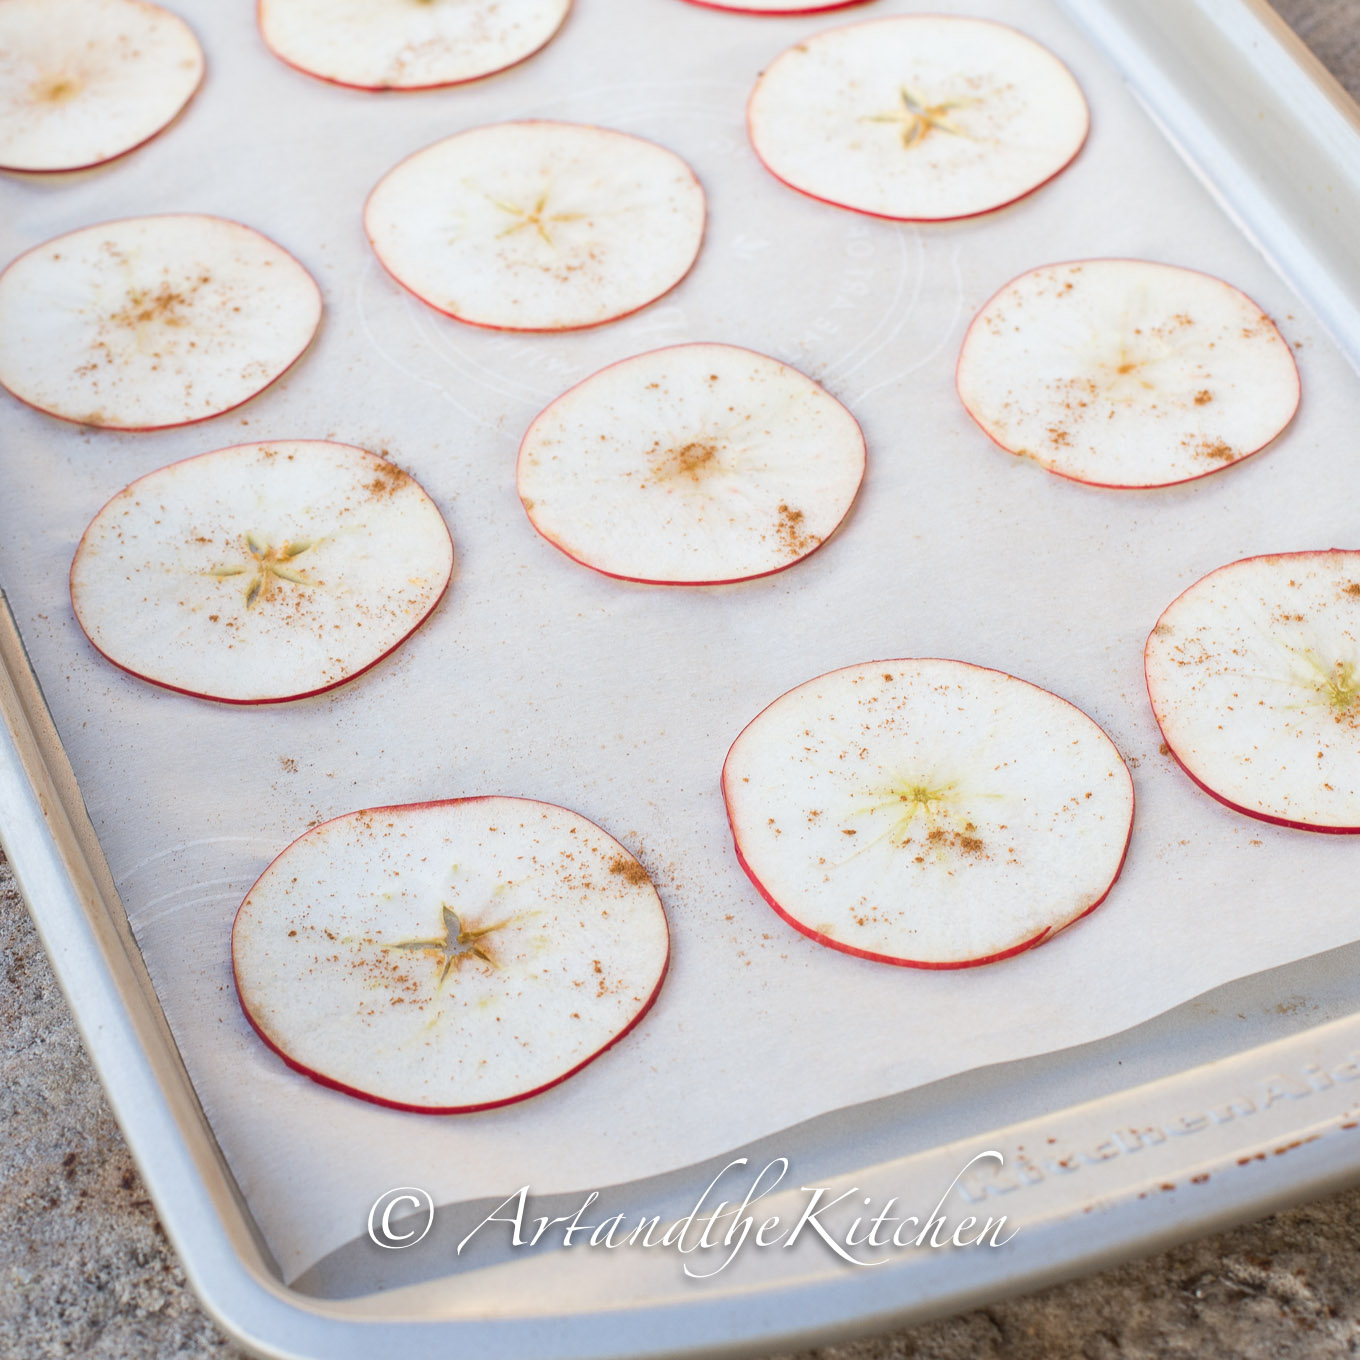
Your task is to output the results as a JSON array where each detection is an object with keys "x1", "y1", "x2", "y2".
[
  {"x1": 362, "y1": 120, "x2": 707, "y2": 335},
  {"x1": 256, "y1": 0, "x2": 574, "y2": 93},
  {"x1": 1, "y1": 338, "x2": 318, "y2": 434},
  {"x1": 230, "y1": 795, "x2": 672, "y2": 1115},
  {"x1": 0, "y1": 61, "x2": 206, "y2": 176},
  {"x1": 720, "y1": 657, "x2": 1136, "y2": 969},
  {"x1": 0, "y1": 213, "x2": 323, "y2": 432},
  {"x1": 745, "y1": 16, "x2": 1091, "y2": 225},
  {"x1": 954, "y1": 258, "x2": 1302, "y2": 491},
  {"x1": 1145, "y1": 548, "x2": 1360, "y2": 836},
  {"x1": 514, "y1": 341, "x2": 867, "y2": 586},
  {"x1": 679, "y1": 0, "x2": 876, "y2": 15},
  {"x1": 67, "y1": 439, "x2": 454, "y2": 705}
]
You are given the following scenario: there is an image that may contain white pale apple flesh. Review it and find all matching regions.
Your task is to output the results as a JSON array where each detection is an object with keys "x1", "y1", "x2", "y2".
[
  {"x1": 679, "y1": 0, "x2": 872, "y2": 12},
  {"x1": 0, "y1": 215, "x2": 322, "y2": 430},
  {"x1": 517, "y1": 344, "x2": 865, "y2": 585},
  {"x1": 0, "y1": 0, "x2": 203, "y2": 172},
  {"x1": 232, "y1": 797, "x2": 670, "y2": 1113},
  {"x1": 1146, "y1": 551, "x2": 1360, "y2": 833},
  {"x1": 258, "y1": 0, "x2": 570, "y2": 91},
  {"x1": 956, "y1": 260, "x2": 1301, "y2": 488},
  {"x1": 70, "y1": 440, "x2": 453, "y2": 704},
  {"x1": 365, "y1": 121, "x2": 706, "y2": 332},
  {"x1": 723, "y1": 660, "x2": 1134, "y2": 968},
  {"x1": 746, "y1": 16, "x2": 1088, "y2": 221}
]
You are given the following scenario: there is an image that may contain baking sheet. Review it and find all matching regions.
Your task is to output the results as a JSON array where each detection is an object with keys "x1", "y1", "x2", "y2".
[{"x1": 3, "y1": 0, "x2": 1360, "y2": 1285}]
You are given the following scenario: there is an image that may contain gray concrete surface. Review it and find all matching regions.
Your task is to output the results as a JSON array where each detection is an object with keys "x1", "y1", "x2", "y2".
[{"x1": 3, "y1": 1, "x2": 1359, "y2": 1354}]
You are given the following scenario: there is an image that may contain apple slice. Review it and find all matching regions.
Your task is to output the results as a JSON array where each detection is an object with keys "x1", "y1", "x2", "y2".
[
  {"x1": 70, "y1": 440, "x2": 453, "y2": 704},
  {"x1": 956, "y1": 260, "x2": 1301, "y2": 488},
  {"x1": 232, "y1": 797, "x2": 670, "y2": 1113},
  {"x1": 517, "y1": 343, "x2": 865, "y2": 585},
  {"x1": 0, "y1": 0, "x2": 203, "y2": 173},
  {"x1": 365, "y1": 121, "x2": 706, "y2": 332},
  {"x1": 258, "y1": 0, "x2": 571, "y2": 91},
  {"x1": 746, "y1": 16, "x2": 1088, "y2": 221},
  {"x1": 723, "y1": 659, "x2": 1134, "y2": 968},
  {"x1": 1146, "y1": 551, "x2": 1360, "y2": 833},
  {"x1": 0, "y1": 214, "x2": 321, "y2": 430},
  {"x1": 679, "y1": 0, "x2": 873, "y2": 12}
]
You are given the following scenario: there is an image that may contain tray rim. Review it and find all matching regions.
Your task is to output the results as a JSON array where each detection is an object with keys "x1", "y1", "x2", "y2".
[{"x1": 4, "y1": 0, "x2": 1360, "y2": 1354}]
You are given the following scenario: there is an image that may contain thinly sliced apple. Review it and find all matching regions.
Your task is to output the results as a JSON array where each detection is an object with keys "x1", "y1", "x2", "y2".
[
  {"x1": 723, "y1": 659, "x2": 1134, "y2": 968},
  {"x1": 679, "y1": 0, "x2": 873, "y2": 12},
  {"x1": 258, "y1": 0, "x2": 570, "y2": 91},
  {"x1": 747, "y1": 16, "x2": 1088, "y2": 221},
  {"x1": 0, "y1": 214, "x2": 321, "y2": 430},
  {"x1": 1146, "y1": 551, "x2": 1360, "y2": 833},
  {"x1": 232, "y1": 797, "x2": 670, "y2": 1113},
  {"x1": 0, "y1": 0, "x2": 203, "y2": 173},
  {"x1": 956, "y1": 260, "x2": 1301, "y2": 488},
  {"x1": 365, "y1": 121, "x2": 706, "y2": 332},
  {"x1": 517, "y1": 343, "x2": 865, "y2": 585},
  {"x1": 70, "y1": 440, "x2": 453, "y2": 704}
]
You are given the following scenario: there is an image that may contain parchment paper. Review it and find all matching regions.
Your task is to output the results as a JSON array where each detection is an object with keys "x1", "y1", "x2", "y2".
[{"x1": 3, "y1": 0, "x2": 1359, "y2": 1284}]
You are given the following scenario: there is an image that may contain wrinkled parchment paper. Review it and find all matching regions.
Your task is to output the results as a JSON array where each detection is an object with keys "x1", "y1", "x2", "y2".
[{"x1": 3, "y1": 0, "x2": 1359, "y2": 1282}]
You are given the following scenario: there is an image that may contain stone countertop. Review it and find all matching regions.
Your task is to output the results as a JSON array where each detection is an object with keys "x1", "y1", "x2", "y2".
[{"x1": 3, "y1": 2, "x2": 1360, "y2": 1356}]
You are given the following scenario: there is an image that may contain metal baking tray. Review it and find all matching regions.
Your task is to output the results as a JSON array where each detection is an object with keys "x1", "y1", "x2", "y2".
[{"x1": 5, "y1": 0, "x2": 1360, "y2": 1354}]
